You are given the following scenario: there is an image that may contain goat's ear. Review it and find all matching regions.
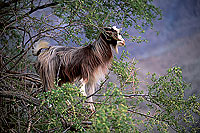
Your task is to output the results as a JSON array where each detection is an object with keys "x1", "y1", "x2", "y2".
[
  {"x1": 105, "y1": 31, "x2": 114, "y2": 39},
  {"x1": 104, "y1": 27, "x2": 112, "y2": 36},
  {"x1": 104, "y1": 27, "x2": 112, "y2": 31}
]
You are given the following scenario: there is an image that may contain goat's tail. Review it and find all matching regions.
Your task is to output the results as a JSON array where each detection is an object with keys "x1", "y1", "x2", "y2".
[{"x1": 32, "y1": 40, "x2": 49, "y2": 56}]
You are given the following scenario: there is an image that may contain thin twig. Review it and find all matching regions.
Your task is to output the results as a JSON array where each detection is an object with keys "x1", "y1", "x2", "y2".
[
  {"x1": 62, "y1": 126, "x2": 71, "y2": 133},
  {"x1": 102, "y1": 12, "x2": 111, "y2": 26},
  {"x1": 94, "y1": 94, "x2": 149, "y2": 97},
  {"x1": 27, "y1": 109, "x2": 32, "y2": 133},
  {"x1": 128, "y1": 109, "x2": 155, "y2": 119}
]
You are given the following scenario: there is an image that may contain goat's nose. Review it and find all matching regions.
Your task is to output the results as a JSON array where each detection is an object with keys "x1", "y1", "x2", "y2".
[
  {"x1": 117, "y1": 39, "x2": 125, "y2": 46},
  {"x1": 119, "y1": 40, "x2": 125, "y2": 46},
  {"x1": 121, "y1": 40, "x2": 125, "y2": 46}
]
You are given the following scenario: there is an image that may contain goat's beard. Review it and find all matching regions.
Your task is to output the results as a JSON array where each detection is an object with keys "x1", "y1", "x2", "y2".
[{"x1": 112, "y1": 45, "x2": 119, "y2": 54}]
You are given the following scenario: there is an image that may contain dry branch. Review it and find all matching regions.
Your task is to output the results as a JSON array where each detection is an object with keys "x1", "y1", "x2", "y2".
[{"x1": 0, "y1": 91, "x2": 41, "y2": 106}]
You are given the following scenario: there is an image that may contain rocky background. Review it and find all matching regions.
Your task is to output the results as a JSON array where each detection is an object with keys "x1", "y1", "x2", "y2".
[{"x1": 124, "y1": 0, "x2": 200, "y2": 97}]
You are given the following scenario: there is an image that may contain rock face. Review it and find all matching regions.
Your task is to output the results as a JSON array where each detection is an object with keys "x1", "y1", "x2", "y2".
[
  {"x1": 126, "y1": 0, "x2": 200, "y2": 94},
  {"x1": 136, "y1": 33, "x2": 200, "y2": 96}
]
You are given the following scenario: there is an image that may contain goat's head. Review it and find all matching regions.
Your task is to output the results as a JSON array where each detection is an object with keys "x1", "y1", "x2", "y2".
[{"x1": 102, "y1": 26, "x2": 125, "y2": 53}]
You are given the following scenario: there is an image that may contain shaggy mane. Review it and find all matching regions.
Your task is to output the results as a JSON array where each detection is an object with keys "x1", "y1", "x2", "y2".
[{"x1": 36, "y1": 34, "x2": 113, "y2": 91}]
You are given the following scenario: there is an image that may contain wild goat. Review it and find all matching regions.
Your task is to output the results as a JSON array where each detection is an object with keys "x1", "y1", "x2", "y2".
[{"x1": 33, "y1": 26, "x2": 125, "y2": 111}]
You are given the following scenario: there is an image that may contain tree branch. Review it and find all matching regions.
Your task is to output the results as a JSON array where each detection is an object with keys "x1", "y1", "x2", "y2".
[
  {"x1": 94, "y1": 94, "x2": 149, "y2": 97},
  {"x1": 0, "y1": 91, "x2": 41, "y2": 106},
  {"x1": 1, "y1": 2, "x2": 59, "y2": 32},
  {"x1": 0, "y1": 0, "x2": 20, "y2": 9},
  {"x1": 128, "y1": 109, "x2": 155, "y2": 119},
  {"x1": 24, "y1": 2, "x2": 59, "y2": 17}
]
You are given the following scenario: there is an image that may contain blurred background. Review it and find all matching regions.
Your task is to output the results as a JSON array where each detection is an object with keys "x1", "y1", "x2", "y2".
[
  {"x1": 124, "y1": 0, "x2": 200, "y2": 97},
  {"x1": 31, "y1": 0, "x2": 200, "y2": 96}
]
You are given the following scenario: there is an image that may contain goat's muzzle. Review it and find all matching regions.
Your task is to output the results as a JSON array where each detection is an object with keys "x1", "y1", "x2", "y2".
[
  {"x1": 117, "y1": 40, "x2": 125, "y2": 46},
  {"x1": 120, "y1": 40, "x2": 125, "y2": 46}
]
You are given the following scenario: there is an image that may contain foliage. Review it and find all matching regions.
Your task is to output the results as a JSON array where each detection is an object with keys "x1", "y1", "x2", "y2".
[
  {"x1": 147, "y1": 67, "x2": 200, "y2": 132},
  {"x1": 0, "y1": 0, "x2": 199, "y2": 133},
  {"x1": 91, "y1": 82, "x2": 137, "y2": 132},
  {"x1": 36, "y1": 83, "x2": 88, "y2": 132}
]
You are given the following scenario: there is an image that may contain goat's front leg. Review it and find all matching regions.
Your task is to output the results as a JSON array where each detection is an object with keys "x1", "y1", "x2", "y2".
[
  {"x1": 87, "y1": 84, "x2": 95, "y2": 111},
  {"x1": 84, "y1": 82, "x2": 95, "y2": 112}
]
